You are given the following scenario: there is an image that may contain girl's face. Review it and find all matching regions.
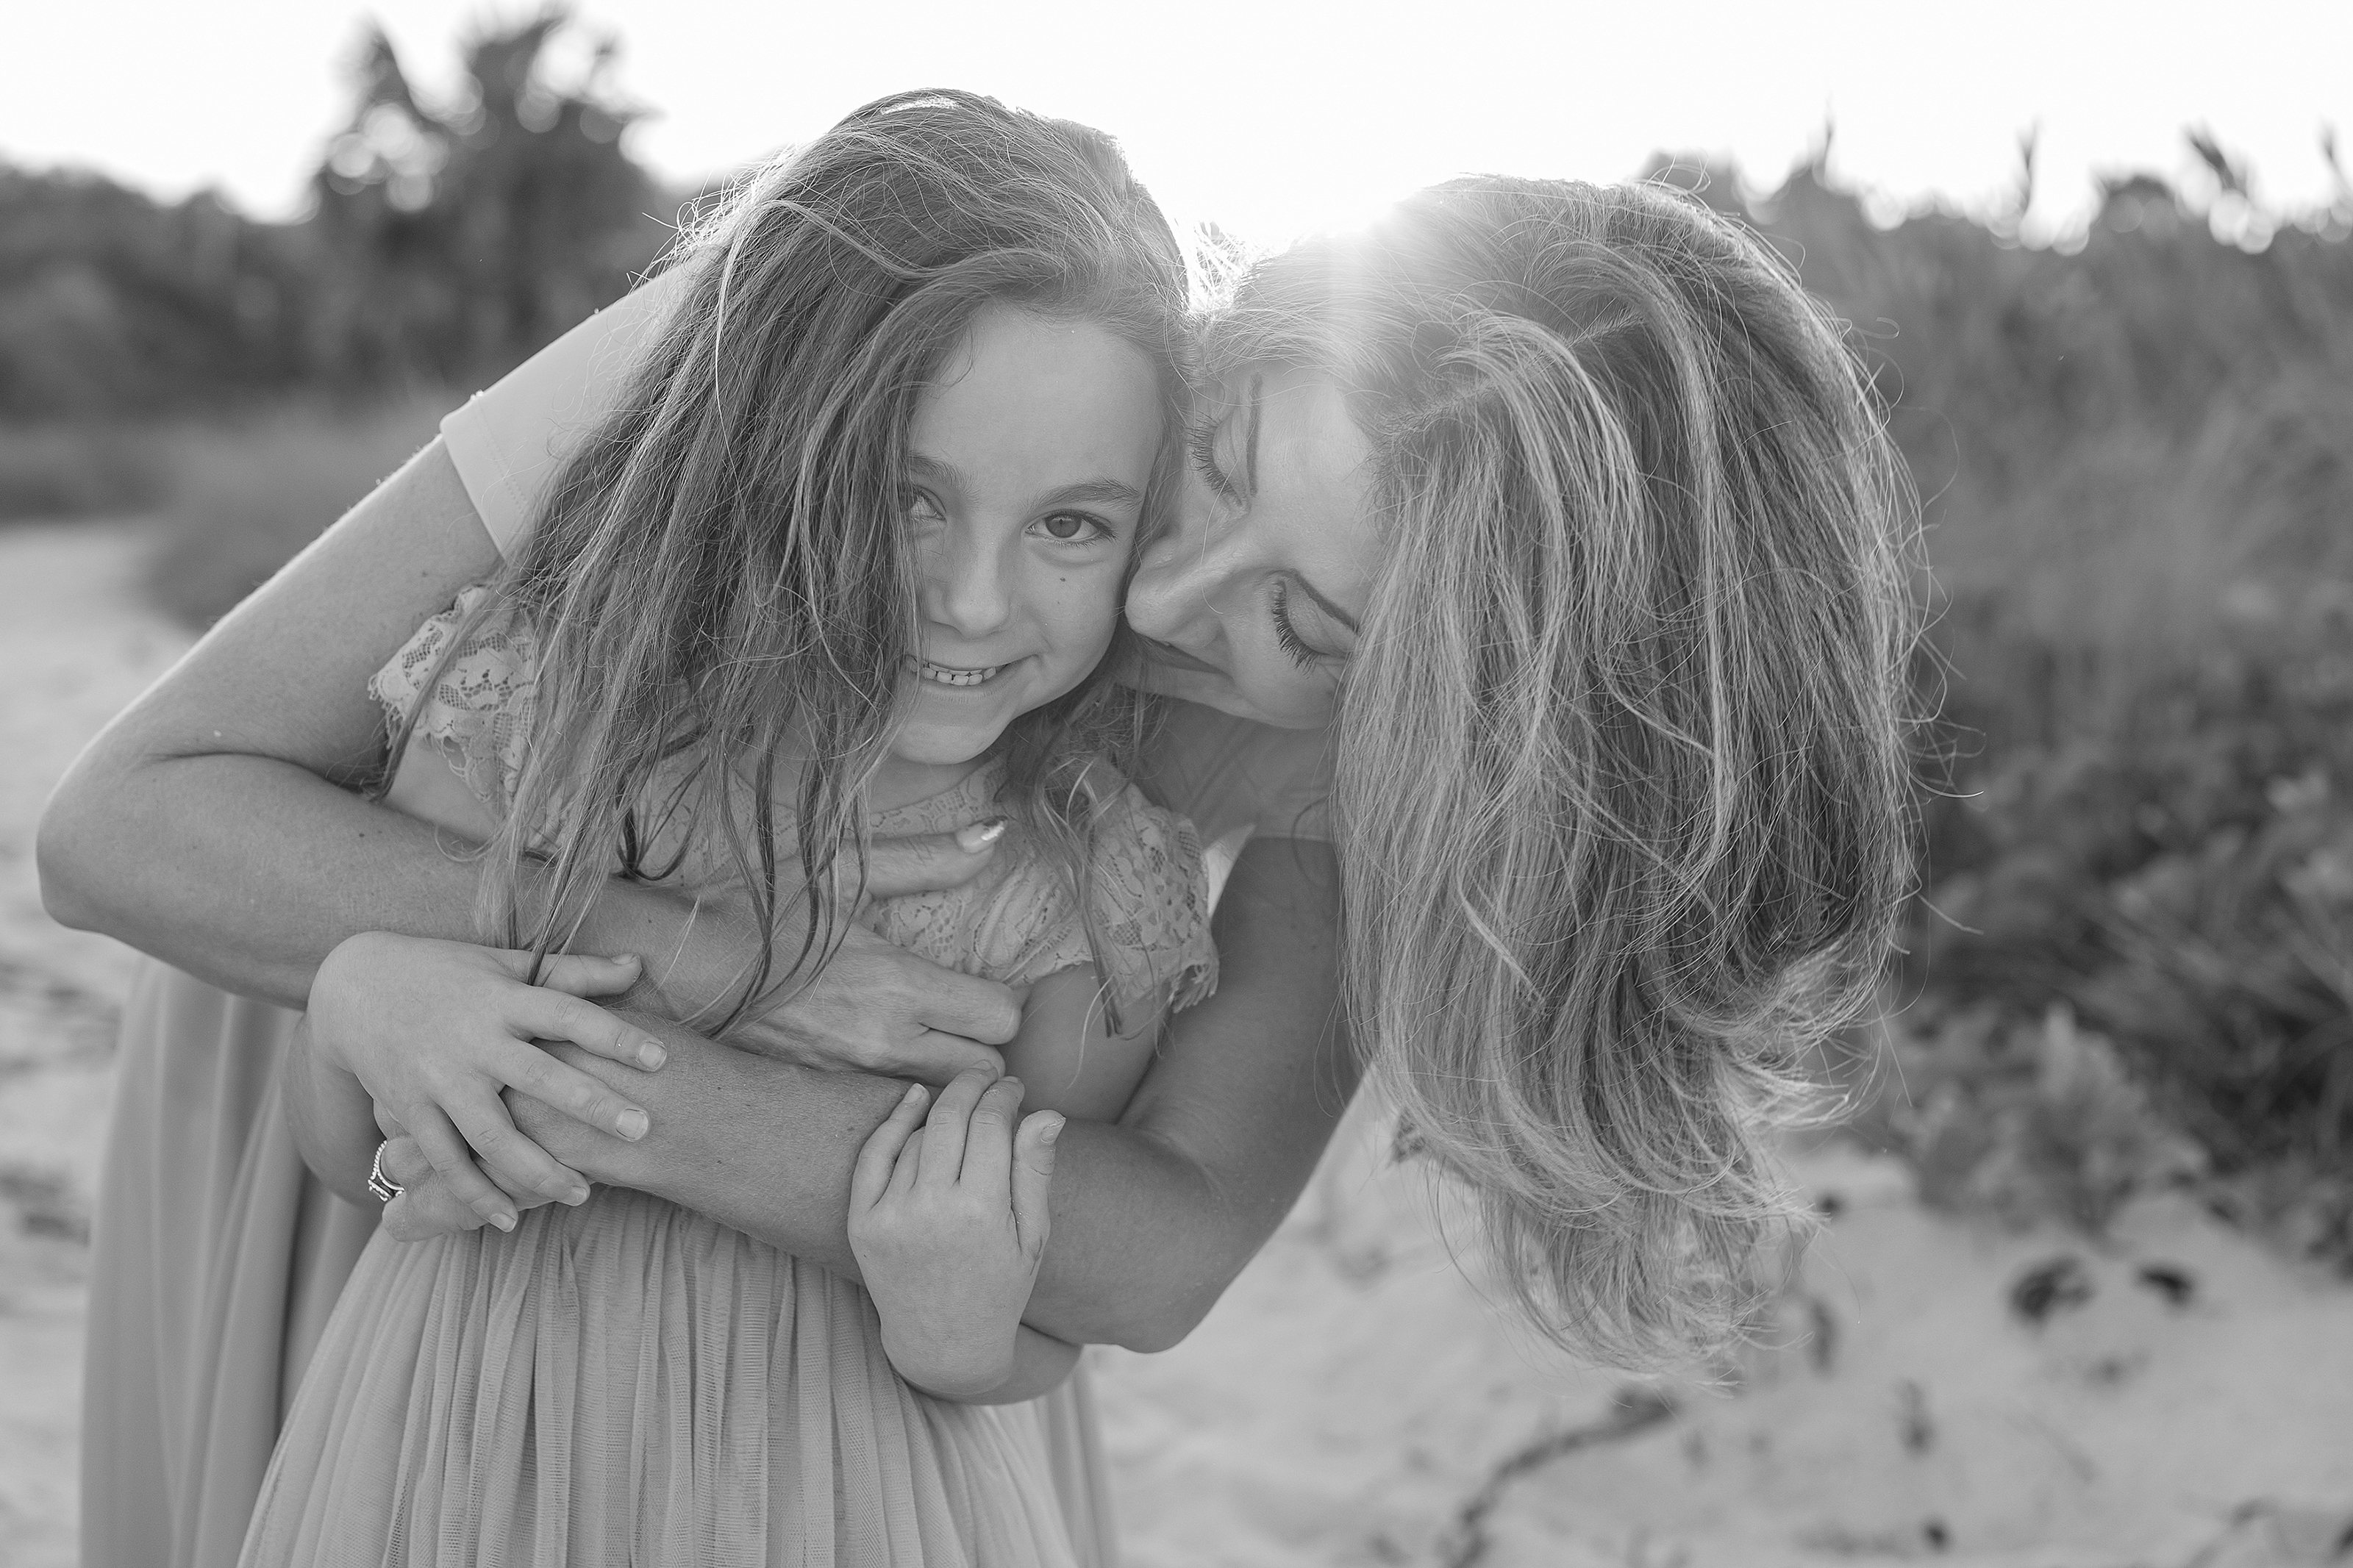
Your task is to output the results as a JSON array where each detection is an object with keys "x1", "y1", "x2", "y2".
[
  {"x1": 1123, "y1": 368, "x2": 1380, "y2": 729},
  {"x1": 891, "y1": 304, "x2": 1164, "y2": 770}
]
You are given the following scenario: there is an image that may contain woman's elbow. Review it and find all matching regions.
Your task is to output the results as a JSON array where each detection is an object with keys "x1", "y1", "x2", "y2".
[
  {"x1": 35, "y1": 770, "x2": 115, "y2": 934},
  {"x1": 1103, "y1": 1272, "x2": 1233, "y2": 1354}
]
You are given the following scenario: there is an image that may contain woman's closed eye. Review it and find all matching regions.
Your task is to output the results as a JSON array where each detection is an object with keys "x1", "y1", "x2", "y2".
[
  {"x1": 1271, "y1": 578, "x2": 1352, "y2": 667},
  {"x1": 1187, "y1": 417, "x2": 1243, "y2": 505}
]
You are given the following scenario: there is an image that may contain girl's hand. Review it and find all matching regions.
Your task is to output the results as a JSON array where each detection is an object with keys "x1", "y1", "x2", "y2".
[
  {"x1": 640, "y1": 822, "x2": 1024, "y2": 1086},
  {"x1": 309, "y1": 931, "x2": 668, "y2": 1230},
  {"x1": 846, "y1": 1068, "x2": 1063, "y2": 1399}
]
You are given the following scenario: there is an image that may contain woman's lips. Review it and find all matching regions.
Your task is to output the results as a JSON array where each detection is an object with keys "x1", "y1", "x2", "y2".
[{"x1": 1132, "y1": 634, "x2": 1224, "y2": 676}]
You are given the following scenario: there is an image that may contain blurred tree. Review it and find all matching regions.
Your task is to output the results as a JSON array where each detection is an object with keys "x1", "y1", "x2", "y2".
[
  {"x1": 0, "y1": 169, "x2": 309, "y2": 418},
  {"x1": 306, "y1": 10, "x2": 670, "y2": 384}
]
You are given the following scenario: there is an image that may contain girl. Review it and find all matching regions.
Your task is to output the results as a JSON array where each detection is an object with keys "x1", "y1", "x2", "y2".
[{"x1": 240, "y1": 90, "x2": 1215, "y2": 1564}]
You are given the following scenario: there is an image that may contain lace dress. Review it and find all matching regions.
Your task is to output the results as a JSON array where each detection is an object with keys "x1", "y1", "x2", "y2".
[{"x1": 237, "y1": 592, "x2": 1217, "y2": 1567}]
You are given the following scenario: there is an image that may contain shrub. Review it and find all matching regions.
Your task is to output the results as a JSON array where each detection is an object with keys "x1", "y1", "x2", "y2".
[{"x1": 141, "y1": 396, "x2": 454, "y2": 626}]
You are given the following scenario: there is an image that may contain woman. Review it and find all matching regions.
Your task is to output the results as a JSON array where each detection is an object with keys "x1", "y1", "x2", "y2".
[{"x1": 39, "y1": 169, "x2": 1910, "y2": 1564}]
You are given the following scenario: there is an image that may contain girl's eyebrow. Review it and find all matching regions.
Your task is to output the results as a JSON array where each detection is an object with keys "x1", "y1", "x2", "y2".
[
  {"x1": 1040, "y1": 478, "x2": 1146, "y2": 508},
  {"x1": 907, "y1": 454, "x2": 1141, "y2": 510}
]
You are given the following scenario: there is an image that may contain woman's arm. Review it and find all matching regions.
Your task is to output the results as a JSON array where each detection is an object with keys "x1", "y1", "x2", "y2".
[
  {"x1": 35, "y1": 439, "x2": 1019, "y2": 1062},
  {"x1": 482, "y1": 837, "x2": 1354, "y2": 1352}
]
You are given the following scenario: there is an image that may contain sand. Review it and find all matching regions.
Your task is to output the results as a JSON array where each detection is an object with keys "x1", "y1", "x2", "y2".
[{"x1": 1, "y1": 520, "x2": 2349, "y2": 1567}]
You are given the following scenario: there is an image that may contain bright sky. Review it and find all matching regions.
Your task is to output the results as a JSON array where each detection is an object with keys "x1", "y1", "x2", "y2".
[{"x1": 7, "y1": 0, "x2": 2350, "y2": 248}]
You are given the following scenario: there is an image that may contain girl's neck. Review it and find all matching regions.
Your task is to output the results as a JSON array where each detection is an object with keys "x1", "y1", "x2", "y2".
[{"x1": 864, "y1": 751, "x2": 993, "y2": 815}]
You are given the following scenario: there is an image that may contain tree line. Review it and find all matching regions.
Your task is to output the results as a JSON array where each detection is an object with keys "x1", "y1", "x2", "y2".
[{"x1": 0, "y1": 14, "x2": 671, "y2": 420}]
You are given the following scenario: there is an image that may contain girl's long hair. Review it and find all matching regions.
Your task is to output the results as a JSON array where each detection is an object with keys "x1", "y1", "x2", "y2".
[
  {"x1": 409, "y1": 90, "x2": 1188, "y2": 1020},
  {"x1": 1213, "y1": 178, "x2": 1919, "y2": 1365}
]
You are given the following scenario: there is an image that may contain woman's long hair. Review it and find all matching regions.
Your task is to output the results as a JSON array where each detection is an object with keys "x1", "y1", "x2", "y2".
[
  {"x1": 401, "y1": 90, "x2": 1188, "y2": 1022},
  {"x1": 1213, "y1": 179, "x2": 1919, "y2": 1365}
]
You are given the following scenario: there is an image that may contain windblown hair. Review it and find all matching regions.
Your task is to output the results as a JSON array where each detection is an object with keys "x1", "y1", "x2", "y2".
[
  {"x1": 405, "y1": 90, "x2": 1188, "y2": 1017},
  {"x1": 1210, "y1": 179, "x2": 1918, "y2": 1365}
]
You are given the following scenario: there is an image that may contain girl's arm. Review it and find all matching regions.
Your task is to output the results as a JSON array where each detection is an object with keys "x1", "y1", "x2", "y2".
[{"x1": 440, "y1": 836, "x2": 1354, "y2": 1353}]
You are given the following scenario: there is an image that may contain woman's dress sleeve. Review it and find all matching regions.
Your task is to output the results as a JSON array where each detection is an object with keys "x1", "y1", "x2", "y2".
[{"x1": 438, "y1": 264, "x2": 693, "y2": 559}]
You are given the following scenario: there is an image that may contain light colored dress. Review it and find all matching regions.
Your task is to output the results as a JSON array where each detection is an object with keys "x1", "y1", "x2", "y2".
[
  {"x1": 77, "y1": 273, "x2": 1335, "y2": 1568},
  {"x1": 236, "y1": 595, "x2": 1218, "y2": 1566}
]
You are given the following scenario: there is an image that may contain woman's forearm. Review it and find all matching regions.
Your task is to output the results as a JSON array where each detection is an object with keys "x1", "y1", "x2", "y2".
[
  {"x1": 285, "y1": 1017, "x2": 392, "y2": 1208},
  {"x1": 520, "y1": 840, "x2": 1356, "y2": 1352},
  {"x1": 40, "y1": 746, "x2": 722, "y2": 1012}
]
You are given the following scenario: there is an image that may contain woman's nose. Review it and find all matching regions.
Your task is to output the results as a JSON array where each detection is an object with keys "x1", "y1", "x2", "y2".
[
  {"x1": 923, "y1": 528, "x2": 1013, "y2": 639},
  {"x1": 1127, "y1": 495, "x2": 1238, "y2": 644}
]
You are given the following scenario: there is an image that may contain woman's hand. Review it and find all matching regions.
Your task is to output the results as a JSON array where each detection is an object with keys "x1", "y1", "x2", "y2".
[
  {"x1": 368, "y1": 1131, "x2": 563, "y2": 1242},
  {"x1": 309, "y1": 932, "x2": 668, "y2": 1228},
  {"x1": 632, "y1": 820, "x2": 1024, "y2": 1086}
]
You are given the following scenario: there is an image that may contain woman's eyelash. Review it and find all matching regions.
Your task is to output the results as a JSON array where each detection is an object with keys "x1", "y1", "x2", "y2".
[
  {"x1": 1187, "y1": 419, "x2": 1241, "y2": 503},
  {"x1": 1271, "y1": 579, "x2": 1319, "y2": 669}
]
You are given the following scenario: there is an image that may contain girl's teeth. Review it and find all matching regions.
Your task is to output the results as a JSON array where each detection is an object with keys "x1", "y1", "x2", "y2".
[{"x1": 920, "y1": 661, "x2": 1001, "y2": 688}]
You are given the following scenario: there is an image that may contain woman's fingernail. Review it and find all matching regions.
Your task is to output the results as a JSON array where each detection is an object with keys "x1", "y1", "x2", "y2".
[
  {"x1": 490, "y1": 1211, "x2": 516, "y2": 1232},
  {"x1": 565, "y1": 1185, "x2": 591, "y2": 1206},
  {"x1": 1040, "y1": 1115, "x2": 1064, "y2": 1147},
  {"x1": 617, "y1": 1109, "x2": 650, "y2": 1141},
  {"x1": 615, "y1": 952, "x2": 641, "y2": 967},
  {"x1": 638, "y1": 1039, "x2": 667, "y2": 1070},
  {"x1": 955, "y1": 817, "x2": 1010, "y2": 853},
  {"x1": 903, "y1": 1082, "x2": 926, "y2": 1106}
]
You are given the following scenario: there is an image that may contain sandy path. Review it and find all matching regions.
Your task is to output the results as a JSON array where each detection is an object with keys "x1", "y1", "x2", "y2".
[
  {"x1": 0, "y1": 523, "x2": 190, "y2": 1567},
  {"x1": 1, "y1": 522, "x2": 2350, "y2": 1567}
]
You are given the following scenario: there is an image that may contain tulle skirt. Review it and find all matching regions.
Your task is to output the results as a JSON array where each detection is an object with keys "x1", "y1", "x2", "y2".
[
  {"x1": 240, "y1": 1185, "x2": 1085, "y2": 1567},
  {"x1": 82, "y1": 960, "x2": 1115, "y2": 1568}
]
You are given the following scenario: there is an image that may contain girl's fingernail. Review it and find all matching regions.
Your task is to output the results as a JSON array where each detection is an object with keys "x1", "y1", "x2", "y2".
[
  {"x1": 490, "y1": 1211, "x2": 516, "y2": 1232},
  {"x1": 639, "y1": 1039, "x2": 667, "y2": 1070},
  {"x1": 615, "y1": 952, "x2": 641, "y2": 967},
  {"x1": 617, "y1": 1109, "x2": 650, "y2": 1141},
  {"x1": 1040, "y1": 1115, "x2": 1064, "y2": 1147},
  {"x1": 955, "y1": 817, "x2": 1010, "y2": 852},
  {"x1": 566, "y1": 1185, "x2": 591, "y2": 1206},
  {"x1": 903, "y1": 1082, "x2": 926, "y2": 1106}
]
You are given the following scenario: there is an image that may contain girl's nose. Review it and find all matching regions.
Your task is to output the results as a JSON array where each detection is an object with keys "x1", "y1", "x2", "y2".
[{"x1": 922, "y1": 526, "x2": 1013, "y2": 638}]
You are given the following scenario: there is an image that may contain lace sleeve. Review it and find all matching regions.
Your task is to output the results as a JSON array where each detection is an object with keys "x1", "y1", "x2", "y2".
[
  {"x1": 999, "y1": 780, "x2": 1220, "y2": 1020},
  {"x1": 366, "y1": 583, "x2": 540, "y2": 815}
]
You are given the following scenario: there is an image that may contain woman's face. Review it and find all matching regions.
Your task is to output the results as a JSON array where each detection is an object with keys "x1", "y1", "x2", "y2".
[{"x1": 1124, "y1": 368, "x2": 1380, "y2": 729}]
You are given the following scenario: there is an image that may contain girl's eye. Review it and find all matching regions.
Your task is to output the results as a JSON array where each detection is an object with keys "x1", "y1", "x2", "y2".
[
  {"x1": 905, "y1": 489, "x2": 946, "y2": 524},
  {"x1": 1033, "y1": 512, "x2": 1110, "y2": 543}
]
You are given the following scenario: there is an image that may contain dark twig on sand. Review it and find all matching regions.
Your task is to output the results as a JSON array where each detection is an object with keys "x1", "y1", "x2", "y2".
[{"x1": 1438, "y1": 1388, "x2": 1679, "y2": 1568}]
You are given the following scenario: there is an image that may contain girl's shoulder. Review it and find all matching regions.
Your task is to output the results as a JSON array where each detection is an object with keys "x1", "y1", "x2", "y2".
[
  {"x1": 867, "y1": 759, "x2": 1219, "y2": 1017},
  {"x1": 368, "y1": 584, "x2": 540, "y2": 814},
  {"x1": 1077, "y1": 772, "x2": 1221, "y2": 1015}
]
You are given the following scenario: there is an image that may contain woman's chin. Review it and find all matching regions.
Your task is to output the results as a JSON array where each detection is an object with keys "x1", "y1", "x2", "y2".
[{"x1": 1128, "y1": 662, "x2": 1332, "y2": 730}]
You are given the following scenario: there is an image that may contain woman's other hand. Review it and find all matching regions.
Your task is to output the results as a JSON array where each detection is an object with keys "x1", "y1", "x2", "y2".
[
  {"x1": 371, "y1": 1133, "x2": 561, "y2": 1242},
  {"x1": 636, "y1": 820, "x2": 1024, "y2": 1086},
  {"x1": 309, "y1": 932, "x2": 665, "y2": 1228}
]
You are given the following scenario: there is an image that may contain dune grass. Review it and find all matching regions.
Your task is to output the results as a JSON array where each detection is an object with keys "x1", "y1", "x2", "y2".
[{"x1": 134, "y1": 396, "x2": 457, "y2": 627}]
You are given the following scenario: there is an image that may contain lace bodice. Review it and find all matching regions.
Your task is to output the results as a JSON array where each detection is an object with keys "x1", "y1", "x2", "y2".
[{"x1": 370, "y1": 590, "x2": 1218, "y2": 1017}]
